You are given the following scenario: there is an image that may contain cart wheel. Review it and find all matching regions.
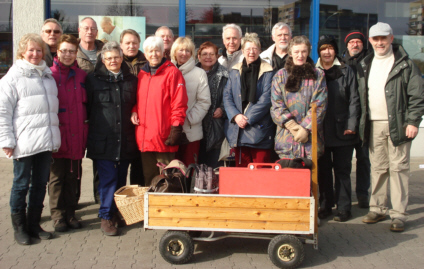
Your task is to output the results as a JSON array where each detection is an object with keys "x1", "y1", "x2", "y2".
[
  {"x1": 159, "y1": 231, "x2": 194, "y2": 264},
  {"x1": 268, "y1": 235, "x2": 304, "y2": 269},
  {"x1": 188, "y1": 231, "x2": 202, "y2": 238}
]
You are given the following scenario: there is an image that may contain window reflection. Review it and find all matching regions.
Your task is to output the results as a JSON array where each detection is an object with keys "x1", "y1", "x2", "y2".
[{"x1": 0, "y1": 0, "x2": 12, "y2": 77}]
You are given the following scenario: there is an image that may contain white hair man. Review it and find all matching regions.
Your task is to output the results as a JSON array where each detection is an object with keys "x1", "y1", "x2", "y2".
[
  {"x1": 41, "y1": 18, "x2": 63, "y2": 67},
  {"x1": 218, "y1": 24, "x2": 244, "y2": 69},
  {"x1": 77, "y1": 17, "x2": 104, "y2": 74},
  {"x1": 358, "y1": 22, "x2": 424, "y2": 232},
  {"x1": 100, "y1": 16, "x2": 122, "y2": 43},
  {"x1": 260, "y1": 22, "x2": 292, "y2": 71}
]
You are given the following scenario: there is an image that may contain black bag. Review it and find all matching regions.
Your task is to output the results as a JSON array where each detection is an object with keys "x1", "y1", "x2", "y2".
[{"x1": 148, "y1": 160, "x2": 188, "y2": 193}]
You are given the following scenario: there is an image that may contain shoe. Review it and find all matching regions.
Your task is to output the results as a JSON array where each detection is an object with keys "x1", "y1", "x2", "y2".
[
  {"x1": 66, "y1": 216, "x2": 81, "y2": 229},
  {"x1": 113, "y1": 213, "x2": 127, "y2": 228},
  {"x1": 318, "y1": 208, "x2": 332, "y2": 219},
  {"x1": 333, "y1": 211, "x2": 352, "y2": 222},
  {"x1": 27, "y1": 208, "x2": 53, "y2": 240},
  {"x1": 390, "y1": 219, "x2": 405, "y2": 232},
  {"x1": 53, "y1": 219, "x2": 68, "y2": 232},
  {"x1": 362, "y1": 211, "x2": 386, "y2": 224},
  {"x1": 11, "y1": 211, "x2": 31, "y2": 245},
  {"x1": 357, "y1": 196, "x2": 369, "y2": 208},
  {"x1": 101, "y1": 218, "x2": 118, "y2": 236}
]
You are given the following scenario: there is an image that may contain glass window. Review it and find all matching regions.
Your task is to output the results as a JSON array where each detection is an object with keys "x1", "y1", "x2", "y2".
[
  {"x1": 0, "y1": 0, "x2": 12, "y2": 78},
  {"x1": 320, "y1": 0, "x2": 424, "y2": 73},
  {"x1": 186, "y1": 0, "x2": 312, "y2": 52}
]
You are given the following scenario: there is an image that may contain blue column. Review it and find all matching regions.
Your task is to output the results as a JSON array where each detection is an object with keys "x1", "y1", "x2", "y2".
[
  {"x1": 45, "y1": 0, "x2": 51, "y2": 19},
  {"x1": 179, "y1": 0, "x2": 186, "y2": 37},
  {"x1": 309, "y1": 0, "x2": 320, "y2": 62}
]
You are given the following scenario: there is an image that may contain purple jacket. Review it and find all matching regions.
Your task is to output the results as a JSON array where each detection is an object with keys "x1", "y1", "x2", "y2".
[{"x1": 50, "y1": 57, "x2": 88, "y2": 159}]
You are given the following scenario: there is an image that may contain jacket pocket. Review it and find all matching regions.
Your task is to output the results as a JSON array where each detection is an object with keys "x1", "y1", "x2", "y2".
[
  {"x1": 123, "y1": 88, "x2": 136, "y2": 104},
  {"x1": 58, "y1": 124, "x2": 69, "y2": 153},
  {"x1": 92, "y1": 135, "x2": 107, "y2": 154},
  {"x1": 335, "y1": 117, "x2": 356, "y2": 141},
  {"x1": 93, "y1": 87, "x2": 111, "y2": 103}
]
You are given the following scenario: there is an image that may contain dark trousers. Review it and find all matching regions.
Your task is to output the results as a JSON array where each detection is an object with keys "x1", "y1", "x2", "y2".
[
  {"x1": 318, "y1": 145, "x2": 354, "y2": 212},
  {"x1": 198, "y1": 139, "x2": 224, "y2": 169},
  {"x1": 354, "y1": 142, "x2": 371, "y2": 198},
  {"x1": 92, "y1": 161, "x2": 100, "y2": 203},
  {"x1": 49, "y1": 158, "x2": 81, "y2": 220},
  {"x1": 129, "y1": 154, "x2": 145, "y2": 186},
  {"x1": 96, "y1": 159, "x2": 130, "y2": 220},
  {"x1": 10, "y1": 151, "x2": 52, "y2": 213}
]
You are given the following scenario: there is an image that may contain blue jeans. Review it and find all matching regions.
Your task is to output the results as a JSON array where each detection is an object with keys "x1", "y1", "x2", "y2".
[
  {"x1": 10, "y1": 151, "x2": 52, "y2": 214},
  {"x1": 96, "y1": 159, "x2": 130, "y2": 220}
]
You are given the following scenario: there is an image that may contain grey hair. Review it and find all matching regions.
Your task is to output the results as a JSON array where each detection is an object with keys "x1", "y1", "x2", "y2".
[
  {"x1": 241, "y1": 33, "x2": 261, "y2": 50},
  {"x1": 272, "y1": 22, "x2": 292, "y2": 36},
  {"x1": 155, "y1": 26, "x2": 174, "y2": 38},
  {"x1": 222, "y1": 24, "x2": 242, "y2": 39},
  {"x1": 79, "y1": 17, "x2": 97, "y2": 27},
  {"x1": 101, "y1": 41, "x2": 123, "y2": 60},
  {"x1": 287, "y1": 35, "x2": 311, "y2": 55},
  {"x1": 143, "y1": 36, "x2": 164, "y2": 54},
  {"x1": 42, "y1": 18, "x2": 63, "y2": 33}
]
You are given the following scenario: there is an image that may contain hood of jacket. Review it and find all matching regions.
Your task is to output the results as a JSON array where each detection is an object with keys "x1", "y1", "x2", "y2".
[
  {"x1": 15, "y1": 59, "x2": 52, "y2": 78},
  {"x1": 172, "y1": 57, "x2": 195, "y2": 75}
]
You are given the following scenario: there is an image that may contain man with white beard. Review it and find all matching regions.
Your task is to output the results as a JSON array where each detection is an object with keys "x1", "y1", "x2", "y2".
[{"x1": 260, "y1": 22, "x2": 292, "y2": 71}]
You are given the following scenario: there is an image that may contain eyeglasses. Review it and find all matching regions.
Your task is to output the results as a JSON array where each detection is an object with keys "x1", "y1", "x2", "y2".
[
  {"x1": 81, "y1": 27, "x2": 98, "y2": 32},
  {"x1": 104, "y1": 56, "x2": 121, "y2": 62},
  {"x1": 244, "y1": 48, "x2": 259, "y2": 53},
  {"x1": 59, "y1": 49, "x2": 77, "y2": 55},
  {"x1": 200, "y1": 53, "x2": 216, "y2": 57},
  {"x1": 348, "y1": 40, "x2": 363, "y2": 45},
  {"x1": 43, "y1": 29, "x2": 61, "y2": 35}
]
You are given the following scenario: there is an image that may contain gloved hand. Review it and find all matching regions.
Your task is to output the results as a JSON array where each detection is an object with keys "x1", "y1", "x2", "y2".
[
  {"x1": 294, "y1": 125, "x2": 309, "y2": 143},
  {"x1": 165, "y1": 125, "x2": 184, "y2": 146},
  {"x1": 284, "y1": 119, "x2": 300, "y2": 137}
]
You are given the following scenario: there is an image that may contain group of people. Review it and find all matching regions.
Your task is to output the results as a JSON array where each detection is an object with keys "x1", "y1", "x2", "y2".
[{"x1": 0, "y1": 16, "x2": 423, "y2": 246}]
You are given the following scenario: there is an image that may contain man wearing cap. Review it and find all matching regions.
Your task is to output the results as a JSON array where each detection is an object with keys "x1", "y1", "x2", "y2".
[
  {"x1": 342, "y1": 30, "x2": 371, "y2": 209},
  {"x1": 357, "y1": 22, "x2": 424, "y2": 232},
  {"x1": 260, "y1": 22, "x2": 292, "y2": 71},
  {"x1": 316, "y1": 35, "x2": 360, "y2": 222}
]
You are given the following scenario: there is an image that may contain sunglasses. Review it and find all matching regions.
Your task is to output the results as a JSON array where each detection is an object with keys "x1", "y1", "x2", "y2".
[{"x1": 44, "y1": 29, "x2": 61, "y2": 34}]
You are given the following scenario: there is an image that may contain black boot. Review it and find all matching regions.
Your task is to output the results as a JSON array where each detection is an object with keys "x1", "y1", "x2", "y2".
[
  {"x1": 11, "y1": 211, "x2": 31, "y2": 245},
  {"x1": 27, "y1": 208, "x2": 52, "y2": 240}
]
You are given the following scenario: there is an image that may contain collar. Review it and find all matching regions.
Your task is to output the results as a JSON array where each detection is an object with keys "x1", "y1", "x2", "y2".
[{"x1": 316, "y1": 57, "x2": 341, "y2": 69}]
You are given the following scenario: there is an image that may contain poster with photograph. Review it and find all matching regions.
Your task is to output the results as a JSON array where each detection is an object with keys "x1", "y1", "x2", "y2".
[{"x1": 79, "y1": 15, "x2": 146, "y2": 50}]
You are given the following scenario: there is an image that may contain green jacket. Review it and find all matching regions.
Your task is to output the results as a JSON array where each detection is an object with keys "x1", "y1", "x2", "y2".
[{"x1": 357, "y1": 44, "x2": 424, "y2": 146}]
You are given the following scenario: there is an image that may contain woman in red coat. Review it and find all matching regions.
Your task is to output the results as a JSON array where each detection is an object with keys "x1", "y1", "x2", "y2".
[
  {"x1": 131, "y1": 36, "x2": 188, "y2": 186},
  {"x1": 49, "y1": 34, "x2": 87, "y2": 232}
]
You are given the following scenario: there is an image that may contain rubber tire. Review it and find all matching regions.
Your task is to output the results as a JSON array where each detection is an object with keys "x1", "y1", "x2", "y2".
[
  {"x1": 159, "y1": 231, "x2": 194, "y2": 264},
  {"x1": 268, "y1": 235, "x2": 305, "y2": 269}
]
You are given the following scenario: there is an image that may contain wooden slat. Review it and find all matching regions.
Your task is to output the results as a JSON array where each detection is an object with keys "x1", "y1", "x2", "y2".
[
  {"x1": 148, "y1": 218, "x2": 310, "y2": 231},
  {"x1": 148, "y1": 195, "x2": 311, "y2": 210},
  {"x1": 148, "y1": 206, "x2": 310, "y2": 222}
]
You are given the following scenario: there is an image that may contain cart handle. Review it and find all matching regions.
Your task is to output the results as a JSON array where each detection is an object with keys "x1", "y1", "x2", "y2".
[{"x1": 247, "y1": 163, "x2": 281, "y2": 170}]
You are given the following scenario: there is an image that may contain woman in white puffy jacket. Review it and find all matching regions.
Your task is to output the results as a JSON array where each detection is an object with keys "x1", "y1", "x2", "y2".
[
  {"x1": 0, "y1": 34, "x2": 61, "y2": 245},
  {"x1": 171, "y1": 37, "x2": 211, "y2": 165}
]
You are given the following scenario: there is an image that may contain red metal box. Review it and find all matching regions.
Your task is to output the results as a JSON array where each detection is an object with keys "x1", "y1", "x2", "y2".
[{"x1": 219, "y1": 163, "x2": 311, "y2": 197}]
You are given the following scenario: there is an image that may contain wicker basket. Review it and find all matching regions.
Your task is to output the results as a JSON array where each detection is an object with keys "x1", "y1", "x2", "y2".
[{"x1": 114, "y1": 185, "x2": 148, "y2": 225}]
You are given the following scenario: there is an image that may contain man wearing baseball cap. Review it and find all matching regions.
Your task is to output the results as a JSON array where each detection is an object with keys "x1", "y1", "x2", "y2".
[
  {"x1": 342, "y1": 30, "x2": 372, "y2": 209},
  {"x1": 357, "y1": 22, "x2": 424, "y2": 232}
]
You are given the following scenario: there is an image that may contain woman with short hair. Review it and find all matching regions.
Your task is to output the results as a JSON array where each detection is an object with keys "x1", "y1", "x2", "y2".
[
  {"x1": 85, "y1": 41, "x2": 139, "y2": 236},
  {"x1": 170, "y1": 37, "x2": 211, "y2": 166},
  {"x1": 0, "y1": 33, "x2": 61, "y2": 245},
  {"x1": 223, "y1": 33, "x2": 275, "y2": 167}
]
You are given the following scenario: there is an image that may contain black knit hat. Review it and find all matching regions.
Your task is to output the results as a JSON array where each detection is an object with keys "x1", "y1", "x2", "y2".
[
  {"x1": 318, "y1": 35, "x2": 338, "y2": 55},
  {"x1": 344, "y1": 30, "x2": 366, "y2": 46}
]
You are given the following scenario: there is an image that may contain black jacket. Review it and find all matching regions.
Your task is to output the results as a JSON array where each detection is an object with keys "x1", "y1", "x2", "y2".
[
  {"x1": 85, "y1": 58, "x2": 139, "y2": 161},
  {"x1": 341, "y1": 48, "x2": 369, "y2": 74}
]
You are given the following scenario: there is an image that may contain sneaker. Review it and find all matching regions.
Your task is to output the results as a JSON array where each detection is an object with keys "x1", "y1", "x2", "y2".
[
  {"x1": 390, "y1": 219, "x2": 405, "y2": 232},
  {"x1": 362, "y1": 211, "x2": 386, "y2": 224},
  {"x1": 318, "y1": 208, "x2": 332, "y2": 219},
  {"x1": 357, "y1": 196, "x2": 369, "y2": 208},
  {"x1": 101, "y1": 218, "x2": 118, "y2": 236},
  {"x1": 53, "y1": 219, "x2": 68, "y2": 232},
  {"x1": 333, "y1": 211, "x2": 352, "y2": 222},
  {"x1": 67, "y1": 216, "x2": 82, "y2": 229}
]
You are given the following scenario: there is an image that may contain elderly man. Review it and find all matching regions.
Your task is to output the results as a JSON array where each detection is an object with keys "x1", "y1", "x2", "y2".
[
  {"x1": 358, "y1": 22, "x2": 424, "y2": 232},
  {"x1": 341, "y1": 30, "x2": 371, "y2": 209},
  {"x1": 260, "y1": 22, "x2": 291, "y2": 71},
  {"x1": 155, "y1": 26, "x2": 174, "y2": 60},
  {"x1": 120, "y1": 29, "x2": 146, "y2": 187},
  {"x1": 218, "y1": 24, "x2": 244, "y2": 69},
  {"x1": 41, "y1": 18, "x2": 63, "y2": 67},
  {"x1": 77, "y1": 17, "x2": 104, "y2": 74},
  {"x1": 100, "y1": 17, "x2": 122, "y2": 43}
]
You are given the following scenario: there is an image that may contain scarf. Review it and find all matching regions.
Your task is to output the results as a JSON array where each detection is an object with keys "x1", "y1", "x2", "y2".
[
  {"x1": 241, "y1": 57, "x2": 261, "y2": 105},
  {"x1": 272, "y1": 51, "x2": 288, "y2": 71},
  {"x1": 284, "y1": 56, "x2": 317, "y2": 92},
  {"x1": 23, "y1": 59, "x2": 47, "y2": 76},
  {"x1": 323, "y1": 65, "x2": 343, "y2": 81}
]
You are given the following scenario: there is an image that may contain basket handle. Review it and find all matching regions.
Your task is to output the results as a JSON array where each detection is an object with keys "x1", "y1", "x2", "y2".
[
  {"x1": 114, "y1": 185, "x2": 140, "y2": 197},
  {"x1": 247, "y1": 163, "x2": 281, "y2": 170}
]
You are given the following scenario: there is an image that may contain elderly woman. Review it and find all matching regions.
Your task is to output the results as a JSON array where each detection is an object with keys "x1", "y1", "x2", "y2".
[
  {"x1": 85, "y1": 41, "x2": 138, "y2": 236},
  {"x1": 0, "y1": 33, "x2": 60, "y2": 245},
  {"x1": 131, "y1": 36, "x2": 188, "y2": 185},
  {"x1": 170, "y1": 37, "x2": 211, "y2": 166},
  {"x1": 223, "y1": 33, "x2": 275, "y2": 167},
  {"x1": 271, "y1": 36, "x2": 327, "y2": 159},
  {"x1": 48, "y1": 34, "x2": 87, "y2": 232},
  {"x1": 196, "y1": 41, "x2": 229, "y2": 168}
]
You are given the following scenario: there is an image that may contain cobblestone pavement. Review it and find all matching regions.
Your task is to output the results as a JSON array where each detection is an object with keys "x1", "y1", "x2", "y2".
[{"x1": 0, "y1": 157, "x2": 423, "y2": 269}]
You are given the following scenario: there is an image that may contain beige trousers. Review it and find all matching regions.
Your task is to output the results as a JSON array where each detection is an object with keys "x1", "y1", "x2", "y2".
[
  {"x1": 369, "y1": 121, "x2": 410, "y2": 221},
  {"x1": 141, "y1": 152, "x2": 175, "y2": 187}
]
